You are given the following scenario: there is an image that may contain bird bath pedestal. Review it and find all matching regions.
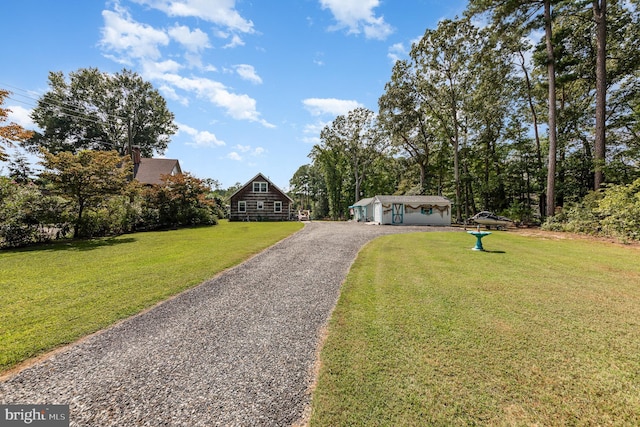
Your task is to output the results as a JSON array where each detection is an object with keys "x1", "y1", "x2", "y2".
[{"x1": 467, "y1": 230, "x2": 491, "y2": 251}]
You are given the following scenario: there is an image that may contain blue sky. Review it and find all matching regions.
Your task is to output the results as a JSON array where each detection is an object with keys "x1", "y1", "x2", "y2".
[{"x1": 1, "y1": 0, "x2": 468, "y2": 190}]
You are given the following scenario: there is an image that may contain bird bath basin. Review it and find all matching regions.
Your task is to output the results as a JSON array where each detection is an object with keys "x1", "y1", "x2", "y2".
[{"x1": 467, "y1": 230, "x2": 491, "y2": 251}]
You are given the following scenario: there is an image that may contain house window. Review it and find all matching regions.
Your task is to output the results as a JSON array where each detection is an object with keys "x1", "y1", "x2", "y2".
[
  {"x1": 274, "y1": 201, "x2": 282, "y2": 213},
  {"x1": 257, "y1": 201, "x2": 264, "y2": 210},
  {"x1": 253, "y1": 181, "x2": 268, "y2": 193},
  {"x1": 238, "y1": 201, "x2": 246, "y2": 213}
]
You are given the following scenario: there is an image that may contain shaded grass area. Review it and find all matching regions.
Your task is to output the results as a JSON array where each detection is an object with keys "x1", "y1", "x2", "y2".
[
  {"x1": 0, "y1": 221, "x2": 302, "y2": 373},
  {"x1": 311, "y1": 232, "x2": 640, "y2": 426}
]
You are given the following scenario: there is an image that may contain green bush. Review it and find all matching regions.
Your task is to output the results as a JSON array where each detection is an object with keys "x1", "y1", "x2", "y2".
[
  {"x1": 1, "y1": 170, "x2": 222, "y2": 247},
  {"x1": 75, "y1": 196, "x2": 142, "y2": 238},
  {"x1": 0, "y1": 178, "x2": 69, "y2": 247},
  {"x1": 505, "y1": 200, "x2": 536, "y2": 225},
  {"x1": 596, "y1": 179, "x2": 640, "y2": 241},
  {"x1": 542, "y1": 178, "x2": 640, "y2": 241},
  {"x1": 139, "y1": 173, "x2": 219, "y2": 230}
]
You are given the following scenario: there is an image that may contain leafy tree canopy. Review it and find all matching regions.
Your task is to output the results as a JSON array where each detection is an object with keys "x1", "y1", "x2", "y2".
[
  {"x1": 39, "y1": 149, "x2": 132, "y2": 238},
  {"x1": 25, "y1": 68, "x2": 177, "y2": 157}
]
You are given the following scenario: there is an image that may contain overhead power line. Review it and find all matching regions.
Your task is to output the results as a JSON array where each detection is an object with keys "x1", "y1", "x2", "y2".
[
  {"x1": 1, "y1": 82, "x2": 130, "y2": 127},
  {"x1": 6, "y1": 94, "x2": 121, "y2": 128}
]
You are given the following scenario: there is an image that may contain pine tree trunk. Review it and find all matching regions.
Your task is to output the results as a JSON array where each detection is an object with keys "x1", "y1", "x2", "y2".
[
  {"x1": 544, "y1": 0, "x2": 559, "y2": 217},
  {"x1": 593, "y1": 0, "x2": 607, "y2": 190}
]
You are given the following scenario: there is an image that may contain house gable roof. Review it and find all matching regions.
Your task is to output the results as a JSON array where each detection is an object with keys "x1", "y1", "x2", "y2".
[
  {"x1": 134, "y1": 158, "x2": 182, "y2": 185},
  {"x1": 230, "y1": 172, "x2": 294, "y2": 202}
]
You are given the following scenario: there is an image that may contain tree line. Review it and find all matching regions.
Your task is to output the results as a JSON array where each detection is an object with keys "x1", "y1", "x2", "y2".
[
  {"x1": 0, "y1": 72, "x2": 223, "y2": 248},
  {"x1": 1, "y1": 149, "x2": 223, "y2": 248},
  {"x1": 290, "y1": 0, "x2": 640, "y2": 232}
]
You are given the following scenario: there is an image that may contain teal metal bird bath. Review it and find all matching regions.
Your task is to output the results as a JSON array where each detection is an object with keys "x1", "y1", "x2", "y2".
[{"x1": 467, "y1": 230, "x2": 491, "y2": 251}]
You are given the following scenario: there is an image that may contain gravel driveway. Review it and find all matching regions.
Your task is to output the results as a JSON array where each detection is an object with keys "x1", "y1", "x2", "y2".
[{"x1": 0, "y1": 222, "x2": 456, "y2": 426}]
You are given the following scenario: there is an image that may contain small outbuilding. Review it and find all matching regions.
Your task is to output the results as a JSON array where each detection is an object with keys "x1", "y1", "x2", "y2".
[
  {"x1": 229, "y1": 173, "x2": 294, "y2": 221},
  {"x1": 371, "y1": 195, "x2": 451, "y2": 226},
  {"x1": 350, "y1": 197, "x2": 375, "y2": 222}
]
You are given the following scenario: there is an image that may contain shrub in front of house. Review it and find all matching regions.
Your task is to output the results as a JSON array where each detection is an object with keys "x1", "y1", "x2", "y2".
[{"x1": 138, "y1": 173, "x2": 219, "y2": 230}]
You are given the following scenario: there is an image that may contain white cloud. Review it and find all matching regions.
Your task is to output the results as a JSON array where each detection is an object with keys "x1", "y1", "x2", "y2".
[
  {"x1": 227, "y1": 151, "x2": 242, "y2": 161},
  {"x1": 99, "y1": 3, "x2": 272, "y2": 128},
  {"x1": 102, "y1": 53, "x2": 134, "y2": 66},
  {"x1": 101, "y1": 7, "x2": 214, "y2": 69},
  {"x1": 159, "y1": 84, "x2": 189, "y2": 105},
  {"x1": 168, "y1": 24, "x2": 210, "y2": 52},
  {"x1": 304, "y1": 121, "x2": 329, "y2": 135},
  {"x1": 319, "y1": 0, "x2": 393, "y2": 40},
  {"x1": 387, "y1": 42, "x2": 406, "y2": 63},
  {"x1": 192, "y1": 130, "x2": 224, "y2": 147},
  {"x1": 223, "y1": 34, "x2": 245, "y2": 48},
  {"x1": 143, "y1": 59, "x2": 183, "y2": 75},
  {"x1": 132, "y1": 0, "x2": 254, "y2": 33},
  {"x1": 6, "y1": 105, "x2": 36, "y2": 130},
  {"x1": 100, "y1": 7, "x2": 169, "y2": 60},
  {"x1": 183, "y1": 52, "x2": 203, "y2": 69},
  {"x1": 234, "y1": 64, "x2": 262, "y2": 84},
  {"x1": 362, "y1": 18, "x2": 393, "y2": 40},
  {"x1": 302, "y1": 135, "x2": 320, "y2": 145},
  {"x1": 301, "y1": 120, "x2": 330, "y2": 144},
  {"x1": 233, "y1": 144, "x2": 265, "y2": 156},
  {"x1": 155, "y1": 73, "x2": 275, "y2": 127},
  {"x1": 178, "y1": 122, "x2": 226, "y2": 147},
  {"x1": 302, "y1": 98, "x2": 363, "y2": 116}
]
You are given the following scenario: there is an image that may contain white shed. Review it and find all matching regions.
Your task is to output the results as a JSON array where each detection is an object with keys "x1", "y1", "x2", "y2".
[
  {"x1": 372, "y1": 195, "x2": 451, "y2": 226},
  {"x1": 350, "y1": 197, "x2": 375, "y2": 222}
]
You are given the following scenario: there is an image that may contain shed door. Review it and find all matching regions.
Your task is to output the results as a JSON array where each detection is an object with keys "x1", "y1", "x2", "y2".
[{"x1": 392, "y1": 203, "x2": 404, "y2": 224}]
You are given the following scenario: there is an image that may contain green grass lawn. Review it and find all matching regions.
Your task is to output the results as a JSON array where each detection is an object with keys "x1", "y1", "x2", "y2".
[
  {"x1": 310, "y1": 231, "x2": 640, "y2": 426},
  {"x1": 0, "y1": 220, "x2": 302, "y2": 373}
]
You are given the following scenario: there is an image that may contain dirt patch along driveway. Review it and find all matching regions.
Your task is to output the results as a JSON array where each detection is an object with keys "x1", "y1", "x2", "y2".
[{"x1": 0, "y1": 222, "x2": 456, "y2": 426}]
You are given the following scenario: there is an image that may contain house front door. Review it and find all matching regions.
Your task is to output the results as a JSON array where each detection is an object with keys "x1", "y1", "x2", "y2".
[{"x1": 392, "y1": 203, "x2": 404, "y2": 224}]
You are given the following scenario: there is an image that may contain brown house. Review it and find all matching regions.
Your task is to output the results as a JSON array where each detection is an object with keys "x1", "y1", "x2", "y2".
[
  {"x1": 131, "y1": 147, "x2": 182, "y2": 185},
  {"x1": 229, "y1": 173, "x2": 293, "y2": 221}
]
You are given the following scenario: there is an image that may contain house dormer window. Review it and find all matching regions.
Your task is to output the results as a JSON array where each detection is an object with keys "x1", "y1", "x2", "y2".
[{"x1": 253, "y1": 181, "x2": 268, "y2": 193}]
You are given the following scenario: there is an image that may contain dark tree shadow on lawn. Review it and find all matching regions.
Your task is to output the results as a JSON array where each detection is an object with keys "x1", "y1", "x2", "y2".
[{"x1": 5, "y1": 237, "x2": 138, "y2": 253}]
